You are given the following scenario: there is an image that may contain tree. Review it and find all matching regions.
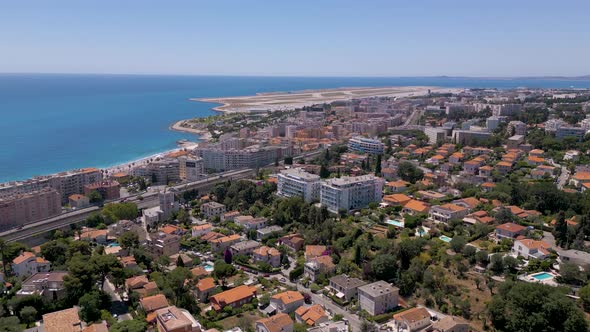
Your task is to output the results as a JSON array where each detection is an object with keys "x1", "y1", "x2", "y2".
[
  {"x1": 450, "y1": 236, "x2": 467, "y2": 253},
  {"x1": 319, "y1": 164, "x2": 330, "y2": 179},
  {"x1": 119, "y1": 231, "x2": 139, "y2": 250},
  {"x1": 579, "y1": 283, "x2": 590, "y2": 312},
  {"x1": 176, "y1": 255, "x2": 185, "y2": 268},
  {"x1": 224, "y1": 248, "x2": 233, "y2": 264},
  {"x1": 371, "y1": 254, "x2": 397, "y2": 281},
  {"x1": 88, "y1": 190, "x2": 103, "y2": 204},
  {"x1": 488, "y1": 281, "x2": 588, "y2": 332},
  {"x1": 213, "y1": 261, "x2": 236, "y2": 281},
  {"x1": 0, "y1": 317, "x2": 21, "y2": 332},
  {"x1": 19, "y1": 306, "x2": 37, "y2": 326},
  {"x1": 398, "y1": 161, "x2": 424, "y2": 183},
  {"x1": 0, "y1": 239, "x2": 8, "y2": 276},
  {"x1": 558, "y1": 262, "x2": 586, "y2": 285},
  {"x1": 374, "y1": 155, "x2": 382, "y2": 176},
  {"x1": 354, "y1": 245, "x2": 362, "y2": 266},
  {"x1": 102, "y1": 202, "x2": 138, "y2": 223},
  {"x1": 109, "y1": 319, "x2": 147, "y2": 332},
  {"x1": 90, "y1": 254, "x2": 123, "y2": 289},
  {"x1": 490, "y1": 254, "x2": 504, "y2": 274},
  {"x1": 78, "y1": 292, "x2": 105, "y2": 323},
  {"x1": 475, "y1": 250, "x2": 490, "y2": 266}
]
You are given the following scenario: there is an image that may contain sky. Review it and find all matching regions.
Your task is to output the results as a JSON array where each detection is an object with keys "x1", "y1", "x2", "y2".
[{"x1": 1, "y1": 0, "x2": 589, "y2": 77}]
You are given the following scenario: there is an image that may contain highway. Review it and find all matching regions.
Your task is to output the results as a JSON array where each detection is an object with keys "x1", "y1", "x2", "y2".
[{"x1": 0, "y1": 168, "x2": 255, "y2": 243}]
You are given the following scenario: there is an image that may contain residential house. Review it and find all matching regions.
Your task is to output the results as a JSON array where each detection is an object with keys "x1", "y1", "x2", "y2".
[
  {"x1": 402, "y1": 200, "x2": 430, "y2": 215},
  {"x1": 125, "y1": 275, "x2": 150, "y2": 292},
  {"x1": 210, "y1": 285, "x2": 257, "y2": 311},
  {"x1": 481, "y1": 182, "x2": 496, "y2": 192},
  {"x1": 234, "y1": 215, "x2": 254, "y2": 227},
  {"x1": 495, "y1": 161, "x2": 513, "y2": 175},
  {"x1": 253, "y1": 246, "x2": 281, "y2": 268},
  {"x1": 195, "y1": 277, "x2": 216, "y2": 302},
  {"x1": 430, "y1": 316, "x2": 470, "y2": 332},
  {"x1": 229, "y1": 240, "x2": 261, "y2": 256},
  {"x1": 11, "y1": 252, "x2": 51, "y2": 278},
  {"x1": 221, "y1": 211, "x2": 240, "y2": 222},
  {"x1": 358, "y1": 281, "x2": 399, "y2": 316},
  {"x1": 512, "y1": 239, "x2": 552, "y2": 260},
  {"x1": 120, "y1": 256, "x2": 138, "y2": 269},
  {"x1": 527, "y1": 156, "x2": 546, "y2": 167},
  {"x1": 210, "y1": 234, "x2": 242, "y2": 253},
  {"x1": 278, "y1": 234, "x2": 304, "y2": 252},
  {"x1": 255, "y1": 313, "x2": 293, "y2": 332},
  {"x1": 478, "y1": 165, "x2": 493, "y2": 178},
  {"x1": 452, "y1": 197, "x2": 480, "y2": 211},
  {"x1": 305, "y1": 245, "x2": 327, "y2": 260},
  {"x1": 155, "y1": 306, "x2": 201, "y2": 332},
  {"x1": 294, "y1": 305, "x2": 329, "y2": 327},
  {"x1": 68, "y1": 194, "x2": 90, "y2": 209},
  {"x1": 79, "y1": 228, "x2": 108, "y2": 244},
  {"x1": 191, "y1": 223, "x2": 212, "y2": 237},
  {"x1": 306, "y1": 321, "x2": 347, "y2": 332},
  {"x1": 304, "y1": 256, "x2": 335, "y2": 282},
  {"x1": 140, "y1": 294, "x2": 170, "y2": 313},
  {"x1": 529, "y1": 149, "x2": 544, "y2": 158},
  {"x1": 190, "y1": 266, "x2": 210, "y2": 279},
  {"x1": 495, "y1": 223, "x2": 526, "y2": 239},
  {"x1": 429, "y1": 204, "x2": 469, "y2": 224},
  {"x1": 200, "y1": 201, "x2": 226, "y2": 219},
  {"x1": 17, "y1": 271, "x2": 68, "y2": 301},
  {"x1": 42, "y1": 307, "x2": 83, "y2": 332},
  {"x1": 270, "y1": 291, "x2": 305, "y2": 314},
  {"x1": 108, "y1": 219, "x2": 147, "y2": 242},
  {"x1": 385, "y1": 180, "x2": 409, "y2": 193},
  {"x1": 257, "y1": 225, "x2": 283, "y2": 240},
  {"x1": 382, "y1": 194, "x2": 412, "y2": 207},
  {"x1": 329, "y1": 274, "x2": 367, "y2": 302},
  {"x1": 170, "y1": 253, "x2": 193, "y2": 268},
  {"x1": 392, "y1": 307, "x2": 431, "y2": 332}
]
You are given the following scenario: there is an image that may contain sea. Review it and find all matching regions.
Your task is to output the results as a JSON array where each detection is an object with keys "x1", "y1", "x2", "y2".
[{"x1": 1, "y1": 73, "x2": 590, "y2": 183}]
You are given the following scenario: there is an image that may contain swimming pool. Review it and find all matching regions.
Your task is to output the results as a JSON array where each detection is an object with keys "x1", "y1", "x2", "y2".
[
  {"x1": 108, "y1": 242, "x2": 120, "y2": 247},
  {"x1": 532, "y1": 272, "x2": 554, "y2": 280},
  {"x1": 439, "y1": 235, "x2": 452, "y2": 243},
  {"x1": 204, "y1": 264, "x2": 214, "y2": 272},
  {"x1": 385, "y1": 220, "x2": 404, "y2": 228}
]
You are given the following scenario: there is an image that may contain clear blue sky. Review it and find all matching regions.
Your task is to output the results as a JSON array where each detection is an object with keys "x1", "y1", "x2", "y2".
[{"x1": 1, "y1": 0, "x2": 589, "y2": 77}]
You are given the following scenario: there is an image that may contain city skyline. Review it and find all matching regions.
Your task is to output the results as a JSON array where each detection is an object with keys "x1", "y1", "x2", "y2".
[{"x1": 2, "y1": 0, "x2": 590, "y2": 77}]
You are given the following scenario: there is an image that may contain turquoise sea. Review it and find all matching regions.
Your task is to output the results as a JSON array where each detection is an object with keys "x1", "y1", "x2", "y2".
[{"x1": 1, "y1": 74, "x2": 590, "y2": 183}]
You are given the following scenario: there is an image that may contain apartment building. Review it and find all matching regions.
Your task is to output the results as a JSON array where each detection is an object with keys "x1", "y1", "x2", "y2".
[
  {"x1": 0, "y1": 188, "x2": 61, "y2": 230},
  {"x1": 83, "y1": 181, "x2": 120, "y2": 200},
  {"x1": 320, "y1": 175, "x2": 384, "y2": 213},
  {"x1": 147, "y1": 232, "x2": 181, "y2": 257},
  {"x1": 507, "y1": 120, "x2": 527, "y2": 136},
  {"x1": 200, "y1": 202, "x2": 226, "y2": 219},
  {"x1": 451, "y1": 130, "x2": 491, "y2": 145},
  {"x1": 491, "y1": 104, "x2": 521, "y2": 116},
  {"x1": 556, "y1": 126, "x2": 587, "y2": 141},
  {"x1": 178, "y1": 156, "x2": 205, "y2": 182},
  {"x1": 358, "y1": 281, "x2": 400, "y2": 316},
  {"x1": 132, "y1": 159, "x2": 180, "y2": 185},
  {"x1": 347, "y1": 136, "x2": 385, "y2": 155},
  {"x1": 229, "y1": 240, "x2": 261, "y2": 256},
  {"x1": 277, "y1": 168, "x2": 321, "y2": 202},
  {"x1": 424, "y1": 127, "x2": 447, "y2": 145},
  {"x1": 329, "y1": 274, "x2": 367, "y2": 302},
  {"x1": 210, "y1": 234, "x2": 242, "y2": 252},
  {"x1": 197, "y1": 145, "x2": 292, "y2": 172}
]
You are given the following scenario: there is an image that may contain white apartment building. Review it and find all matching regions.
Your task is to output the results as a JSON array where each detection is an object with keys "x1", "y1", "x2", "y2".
[
  {"x1": 277, "y1": 168, "x2": 321, "y2": 202},
  {"x1": 357, "y1": 281, "x2": 399, "y2": 316},
  {"x1": 507, "y1": 120, "x2": 527, "y2": 136},
  {"x1": 320, "y1": 175, "x2": 384, "y2": 213},
  {"x1": 178, "y1": 156, "x2": 204, "y2": 182},
  {"x1": 347, "y1": 136, "x2": 385, "y2": 155},
  {"x1": 423, "y1": 127, "x2": 447, "y2": 145},
  {"x1": 491, "y1": 104, "x2": 521, "y2": 116},
  {"x1": 544, "y1": 118, "x2": 568, "y2": 132},
  {"x1": 556, "y1": 126, "x2": 587, "y2": 141}
]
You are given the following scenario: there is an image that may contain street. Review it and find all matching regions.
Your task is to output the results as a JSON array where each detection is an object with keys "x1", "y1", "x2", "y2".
[{"x1": 103, "y1": 278, "x2": 132, "y2": 321}]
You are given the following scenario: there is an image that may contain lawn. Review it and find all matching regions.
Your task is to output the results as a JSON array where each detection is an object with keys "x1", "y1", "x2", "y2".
[{"x1": 217, "y1": 312, "x2": 262, "y2": 330}]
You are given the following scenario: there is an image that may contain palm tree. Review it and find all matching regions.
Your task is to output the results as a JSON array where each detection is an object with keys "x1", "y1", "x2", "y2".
[{"x1": 0, "y1": 239, "x2": 8, "y2": 275}]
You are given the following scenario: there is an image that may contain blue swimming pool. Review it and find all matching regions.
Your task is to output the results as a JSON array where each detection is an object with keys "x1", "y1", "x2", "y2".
[
  {"x1": 108, "y1": 242, "x2": 120, "y2": 247},
  {"x1": 385, "y1": 220, "x2": 404, "y2": 228},
  {"x1": 439, "y1": 235, "x2": 452, "y2": 243},
  {"x1": 532, "y1": 272, "x2": 554, "y2": 280},
  {"x1": 204, "y1": 264, "x2": 214, "y2": 272}
]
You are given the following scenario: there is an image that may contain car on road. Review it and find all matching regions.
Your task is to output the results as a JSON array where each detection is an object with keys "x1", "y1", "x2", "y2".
[{"x1": 279, "y1": 277, "x2": 286, "y2": 282}]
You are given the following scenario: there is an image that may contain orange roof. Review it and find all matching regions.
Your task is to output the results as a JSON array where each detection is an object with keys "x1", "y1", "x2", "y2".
[
  {"x1": 256, "y1": 313, "x2": 293, "y2": 332},
  {"x1": 295, "y1": 304, "x2": 327, "y2": 326},
  {"x1": 431, "y1": 155, "x2": 445, "y2": 160},
  {"x1": 517, "y1": 239, "x2": 551, "y2": 251},
  {"x1": 450, "y1": 152, "x2": 464, "y2": 159},
  {"x1": 393, "y1": 307, "x2": 430, "y2": 323},
  {"x1": 305, "y1": 245, "x2": 326, "y2": 258},
  {"x1": 403, "y1": 199, "x2": 429, "y2": 213},
  {"x1": 439, "y1": 203, "x2": 467, "y2": 212},
  {"x1": 458, "y1": 197, "x2": 480, "y2": 208},
  {"x1": 159, "y1": 224, "x2": 183, "y2": 235},
  {"x1": 165, "y1": 150, "x2": 189, "y2": 158},
  {"x1": 272, "y1": 291, "x2": 304, "y2": 305},
  {"x1": 211, "y1": 234, "x2": 241, "y2": 244},
  {"x1": 197, "y1": 277, "x2": 216, "y2": 292},
  {"x1": 126, "y1": 275, "x2": 149, "y2": 289},
  {"x1": 496, "y1": 161, "x2": 512, "y2": 167},
  {"x1": 254, "y1": 246, "x2": 280, "y2": 257},
  {"x1": 192, "y1": 223, "x2": 212, "y2": 231},
  {"x1": 479, "y1": 165, "x2": 493, "y2": 171},
  {"x1": 529, "y1": 149, "x2": 544, "y2": 154},
  {"x1": 383, "y1": 194, "x2": 412, "y2": 205},
  {"x1": 12, "y1": 252, "x2": 35, "y2": 265},
  {"x1": 481, "y1": 182, "x2": 496, "y2": 187},
  {"x1": 140, "y1": 294, "x2": 169, "y2": 312},
  {"x1": 574, "y1": 172, "x2": 590, "y2": 181},
  {"x1": 69, "y1": 194, "x2": 86, "y2": 201},
  {"x1": 386, "y1": 180, "x2": 409, "y2": 187},
  {"x1": 210, "y1": 285, "x2": 257, "y2": 309},
  {"x1": 190, "y1": 266, "x2": 210, "y2": 278},
  {"x1": 42, "y1": 308, "x2": 82, "y2": 332},
  {"x1": 496, "y1": 222, "x2": 526, "y2": 233},
  {"x1": 528, "y1": 156, "x2": 545, "y2": 163}
]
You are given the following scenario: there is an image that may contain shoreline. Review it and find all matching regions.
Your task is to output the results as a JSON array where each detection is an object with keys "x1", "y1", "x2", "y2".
[{"x1": 190, "y1": 86, "x2": 461, "y2": 113}]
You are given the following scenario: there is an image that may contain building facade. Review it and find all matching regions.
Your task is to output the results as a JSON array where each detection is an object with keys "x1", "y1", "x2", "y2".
[
  {"x1": 320, "y1": 175, "x2": 384, "y2": 213},
  {"x1": 277, "y1": 168, "x2": 321, "y2": 202}
]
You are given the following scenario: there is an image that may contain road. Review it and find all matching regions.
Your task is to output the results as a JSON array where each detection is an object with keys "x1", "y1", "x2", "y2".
[
  {"x1": 103, "y1": 278, "x2": 132, "y2": 321},
  {"x1": 0, "y1": 168, "x2": 255, "y2": 243}
]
